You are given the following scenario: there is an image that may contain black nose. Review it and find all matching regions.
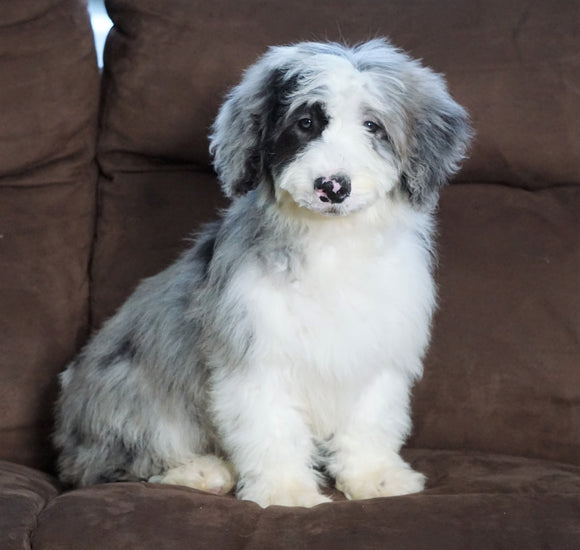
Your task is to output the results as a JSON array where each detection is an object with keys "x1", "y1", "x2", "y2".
[{"x1": 314, "y1": 174, "x2": 351, "y2": 204}]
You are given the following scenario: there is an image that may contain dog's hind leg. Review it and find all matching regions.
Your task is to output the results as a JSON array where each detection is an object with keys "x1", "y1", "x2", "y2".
[{"x1": 148, "y1": 455, "x2": 236, "y2": 495}]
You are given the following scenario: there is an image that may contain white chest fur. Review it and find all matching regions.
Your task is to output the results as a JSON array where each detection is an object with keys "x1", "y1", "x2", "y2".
[{"x1": 230, "y1": 210, "x2": 436, "y2": 429}]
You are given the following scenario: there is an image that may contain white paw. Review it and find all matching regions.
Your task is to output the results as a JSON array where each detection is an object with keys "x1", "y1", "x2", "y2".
[
  {"x1": 149, "y1": 455, "x2": 236, "y2": 495},
  {"x1": 238, "y1": 479, "x2": 332, "y2": 508},
  {"x1": 336, "y1": 463, "x2": 425, "y2": 500}
]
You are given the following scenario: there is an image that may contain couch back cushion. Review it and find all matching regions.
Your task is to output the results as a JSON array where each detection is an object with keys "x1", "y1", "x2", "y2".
[
  {"x1": 0, "y1": 1, "x2": 99, "y2": 470},
  {"x1": 95, "y1": 0, "x2": 580, "y2": 464},
  {"x1": 99, "y1": 0, "x2": 580, "y2": 188},
  {"x1": 411, "y1": 183, "x2": 580, "y2": 464}
]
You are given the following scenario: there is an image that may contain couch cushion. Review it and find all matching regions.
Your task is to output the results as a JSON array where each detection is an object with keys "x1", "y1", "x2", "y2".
[
  {"x1": 0, "y1": 0, "x2": 99, "y2": 470},
  {"x1": 93, "y1": 0, "x2": 580, "y2": 307},
  {"x1": 0, "y1": 461, "x2": 60, "y2": 550},
  {"x1": 30, "y1": 450, "x2": 580, "y2": 549},
  {"x1": 0, "y1": 0, "x2": 98, "y2": 185},
  {"x1": 99, "y1": 0, "x2": 580, "y2": 187},
  {"x1": 90, "y1": 171, "x2": 226, "y2": 327},
  {"x1": 412, "y1": 184, "x2": 580, "y2": 465},
  {"x1": 93, "y1": 0, "x2": 579, "y2": 463}
]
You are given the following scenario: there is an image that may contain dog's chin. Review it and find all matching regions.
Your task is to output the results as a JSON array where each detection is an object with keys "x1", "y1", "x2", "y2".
[
  {"x1": 277, "y1": 190, "x2": 374, "y2": 219},
  {"x1": 308, "y1": 201, "x2": 363, "y2": 217},
  {"x1": 296, "y1": 199, "x2": 369, "y2": 219}
]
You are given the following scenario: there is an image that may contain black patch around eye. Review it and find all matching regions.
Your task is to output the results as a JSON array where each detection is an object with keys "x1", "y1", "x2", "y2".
[
  {"x1": 266, "y1": 101, "x2": 329, "y2": 177},
  {"x1": 297, "y1": 117, "x2": 313, "y2": 131},
  {"x1": 299, "y1": 103, "x2": 328, "y2": 135}
]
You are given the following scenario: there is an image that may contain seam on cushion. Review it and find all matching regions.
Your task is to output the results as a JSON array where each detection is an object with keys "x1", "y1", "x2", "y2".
[
  {"x1": 0, "y1": 0, "x2": 70, "y2": 31},
  {"x1": 449, "y1": 180, "x2": 580, "y2": 190},
  {"x1": 86, "y1": 161, "x2": 106, "y2": 333},
  {"x1": 27, "y1": 482, "x2": 62, "y2": 550},
  {"x1": 0, "y1": 176, "x2": 94, "y2": 190},
  {"x1": 28, "y1": 498, "x2": 55, "y2": 550}
]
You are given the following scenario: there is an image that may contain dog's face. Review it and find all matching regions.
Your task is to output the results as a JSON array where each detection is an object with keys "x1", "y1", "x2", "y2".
[
  {"x1": 210, "y1": 40, "x2": 472, "y2": 215},
  {"x1": 268, "y1": 57, "x2": 402, "y2": 216}
]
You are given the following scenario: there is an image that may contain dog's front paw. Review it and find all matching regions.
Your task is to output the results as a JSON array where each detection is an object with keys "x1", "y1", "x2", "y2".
[
  {"x1": 149, "y1": 455, "x2": 236, "y2": 495},
  {"x1": 238, "y1": 479, "x2": 332, "y2": 508},
  {"x1": 336, "y1": 462, "x2": 425, "y2": 500}
]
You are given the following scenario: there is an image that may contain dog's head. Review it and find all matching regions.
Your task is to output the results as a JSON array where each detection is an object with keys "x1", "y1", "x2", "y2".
[{"x1": 210, "y1": 39, "x2": 472, "y2": 215}]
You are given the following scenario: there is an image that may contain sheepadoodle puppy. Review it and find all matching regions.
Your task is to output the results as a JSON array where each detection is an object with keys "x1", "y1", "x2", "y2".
[{"x1": 54, "y1": 39, "x2": 472, "y2": 507}]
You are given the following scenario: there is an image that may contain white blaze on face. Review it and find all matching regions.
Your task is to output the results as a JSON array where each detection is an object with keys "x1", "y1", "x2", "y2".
[{"x1": 276, "y1": 58, "x2": 400, "y2": 217}]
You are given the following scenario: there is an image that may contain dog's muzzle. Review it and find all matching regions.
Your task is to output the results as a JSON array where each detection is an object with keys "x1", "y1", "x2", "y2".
[{"x1": 314, "y1": 174, "x2": 351, "y2": 204}]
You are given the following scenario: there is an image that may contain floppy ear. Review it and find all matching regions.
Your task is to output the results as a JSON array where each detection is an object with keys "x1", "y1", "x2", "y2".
[
  {"x1": 209, "y1": 55, "x2": 286, "y2": 198},
  {"x1": 400, "y1": 67, "x2": 473, "y2": 209}
]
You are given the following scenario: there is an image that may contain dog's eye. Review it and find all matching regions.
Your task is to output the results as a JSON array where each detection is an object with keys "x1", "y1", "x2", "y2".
[
  {"x1": 297, "y1": 118, "x2": 313, "y2": 131},
  {"x1": 364, "y1": 120, "x2": 380, "y2": 134}
]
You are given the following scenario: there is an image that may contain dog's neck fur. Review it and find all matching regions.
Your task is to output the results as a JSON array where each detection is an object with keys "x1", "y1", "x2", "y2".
[
  {"x1": 252, "y1": 184, "x2": 433, "y2": 250},
  {"x1": 221, "y1": 185, "x2": 436, "y2": 288}
]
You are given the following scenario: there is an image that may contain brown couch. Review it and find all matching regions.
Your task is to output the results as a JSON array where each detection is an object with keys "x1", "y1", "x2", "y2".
[{"x1": 1, "y1": 0, "x2": 579, "y2": 548}]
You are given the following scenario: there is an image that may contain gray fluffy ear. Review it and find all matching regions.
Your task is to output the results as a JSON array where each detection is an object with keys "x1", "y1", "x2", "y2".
[
  {"x1": 209, "y1": 55, "x2": 283, "y2": 198},
  {"x1": 400, "y1": 67, "x2": 473, "y2": 209}
]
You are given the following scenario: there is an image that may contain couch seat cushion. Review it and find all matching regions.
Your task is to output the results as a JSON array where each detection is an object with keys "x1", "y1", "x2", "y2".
[
  {"x1": 0, "y1": 461, "x2": 61, "y2": 550},
  {"x1": 27, "y1": 449, "x2": 580, "y2": 549}
]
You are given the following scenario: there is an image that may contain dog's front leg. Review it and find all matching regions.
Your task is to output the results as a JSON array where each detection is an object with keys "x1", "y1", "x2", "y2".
[
  {"x1": 210, "y1": 366, "x2": 331, "y2": 508},
  {"x1": 328, "y1": 369, "x2": 426, "y2": 500}
]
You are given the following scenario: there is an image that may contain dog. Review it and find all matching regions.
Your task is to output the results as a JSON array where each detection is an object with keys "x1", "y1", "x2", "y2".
[{"x1": 54, "y1": 39, "x2": 472, "y2": 508}]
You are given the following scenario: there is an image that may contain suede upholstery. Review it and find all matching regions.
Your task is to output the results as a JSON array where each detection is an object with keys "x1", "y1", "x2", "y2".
[{"x1": 0, "y1": 0, "x2": 579, "y2": 547}]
